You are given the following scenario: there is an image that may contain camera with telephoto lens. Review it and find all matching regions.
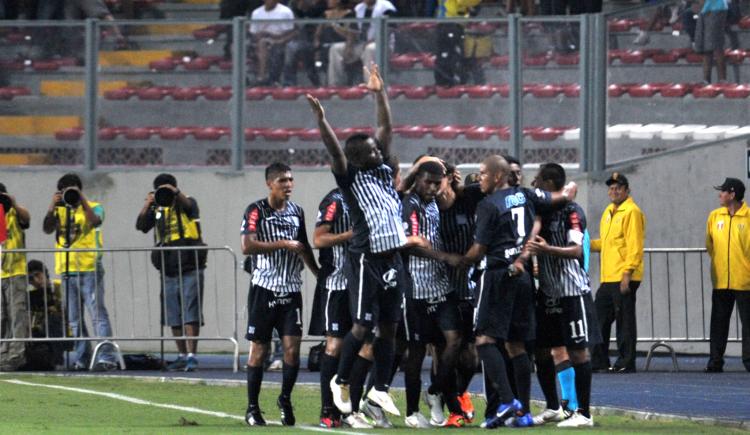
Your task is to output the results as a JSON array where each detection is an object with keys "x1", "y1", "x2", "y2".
[
  {"x1": 59, "y1": 187, "x2": 81, "y2": 207},
  {"x1": 154, "y1": 186, "x2": 176, "y2": 207},
  {"x1": 0, "y1": 193, "x2": 11, "y2": 213}
]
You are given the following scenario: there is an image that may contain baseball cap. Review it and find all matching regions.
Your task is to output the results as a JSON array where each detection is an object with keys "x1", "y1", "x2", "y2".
[
  {"x1": 605, "y1": 171, "x2": 629, "y2": 187},
  {"x1": 714, "y1": 177, "x2": 745, "y2": 198}
]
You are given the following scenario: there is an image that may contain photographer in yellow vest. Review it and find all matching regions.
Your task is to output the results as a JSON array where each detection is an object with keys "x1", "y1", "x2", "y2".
[
  {"x1": 0, "y1": 183, "x2": 30, "y2": 371},
  {"x1": 137, "y1": 173, "x2": 206, "y2": 372},
  {"x1": 43, "y1": 173, "x2": 117, "y2": 371}
]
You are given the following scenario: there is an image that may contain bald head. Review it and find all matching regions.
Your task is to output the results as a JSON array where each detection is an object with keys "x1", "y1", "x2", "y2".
[{"x1": 479, "y1": 155, "x2": 510, "y2": 194}]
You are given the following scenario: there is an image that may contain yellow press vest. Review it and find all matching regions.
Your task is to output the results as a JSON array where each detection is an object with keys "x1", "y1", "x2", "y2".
[
  {"x1": 706, "y1": 202, "x2": 750, "y2": 290},
  {"x1": 155, "y1": 205, "x2": 200, "y2": 244},
  {"x1": 1, "y1": 208, "x2": 27, "y2": 278},
  {"x1": 53, "y1": 201, "x2": 104, "y2": 275}
]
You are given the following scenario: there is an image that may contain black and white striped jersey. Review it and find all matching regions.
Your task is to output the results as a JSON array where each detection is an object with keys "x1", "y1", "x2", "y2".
[
  {"x1": 402, "y1": 192, "x2": 451, "y2": 299},
  {"x1": 240, "y1": 199, "x2": 309, "y2": 293},
  {"x1": 439, "y1": 184, "x2": 485, "y2": 300},
  {"x1": 315, "y1": 189, "x2": 350, "y2": 291},
  {"x1": 537, "y1": 202, "x2": 591, "y2": 298},
  {"x1": 334, "y1": 163, "x2": 407, "y2": 254}
]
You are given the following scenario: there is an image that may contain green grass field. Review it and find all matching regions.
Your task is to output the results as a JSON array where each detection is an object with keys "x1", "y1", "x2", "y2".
[{"x1": 0, "y1": 374, "x2": 740, "y2": 434}]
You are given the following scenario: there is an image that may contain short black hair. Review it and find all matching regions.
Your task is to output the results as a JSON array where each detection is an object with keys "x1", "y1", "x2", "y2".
[
  {"x1": 0, "y1": 183, "x2": 6, "y2": 193},
  {"x1": 343, "y1": 134, "x2": 382, "y2": 166},
  {"x1": 502, "y1": 154, "x2": 521, "y2": 166},
  {"x1": 265, "y1": 162, "x2": 291, "y2": 181},
  {"x1": 57, "y1": 173, "x2": 82, "y2": 191},
  {"x1": 27, "y1": 259, "x2": 48, "y2": 276},
  {"x1": 153, "y1": 173, "x2": 177, "y2": 190},
  {"x1": 464, "y1": 173, "x2": 479, "y2": 186},
  {"x1": 416, "y1": 161, "x2": 445, "y2": 178},
  {"x1": 538, "y1": 163, "x2": 566, "y2": 190}
]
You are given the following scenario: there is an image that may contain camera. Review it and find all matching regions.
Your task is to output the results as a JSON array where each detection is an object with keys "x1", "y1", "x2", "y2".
[
  {"x1": 0, "y1": 193, "x2": 11, "y2": 213},
  {"x1": 60, "y1": 187, "x2": 81, "y2": 207},
  {"x1": 154, "y1": 186, "x2": 176, "y2": 207}
]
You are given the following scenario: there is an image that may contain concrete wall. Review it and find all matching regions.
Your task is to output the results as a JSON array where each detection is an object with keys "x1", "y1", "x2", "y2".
[{"x1": 3, "y1": 137, "x2": 747, "y2": 356}]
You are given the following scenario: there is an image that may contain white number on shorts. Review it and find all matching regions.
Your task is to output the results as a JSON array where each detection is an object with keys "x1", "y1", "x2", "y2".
[
  {"x1": 569, "y1": 319, "x2": 585, "y2": 339},
  {"x1": 511, "y1": 207, "x2": 526, "y2": 240},
  {"x1": 295, "y1": 308, "x2": 302, "y2": 325}
]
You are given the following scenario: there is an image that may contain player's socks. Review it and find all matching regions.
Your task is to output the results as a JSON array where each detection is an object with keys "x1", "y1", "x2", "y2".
[
  {"x1": 337, "y1": 332, "x2": 365, "y2": 384},
  {"x1": 477, "y1": 343, "x2": 514, "y2": 404},
  {"x1": 246, "y1": 365, "x2": 264, "y2": 406},
  {"x1": 573, "y1": 361, "x2": 593, "y2": 418},
  {"x1": 350, "y1": 355, "x2": 373, "y2": 412},
  {"x1": 281, "y1": 362, "x2": 299, "y2": 398},
  {"x1": 501, "y1": 346, "x2": 519, "y2": 397},
  {"x1": 556, "y1": 360, "x2": 578, "y2": 412},
  {"x1": 511, "y1": 353, "x2": 532, "y2": 414},
  {"x1": 456, "y1": 353, "x2": 476, "y2": 394},
  {"x1": 536, "y1": 355, "x2": 560, "y2": 410},
  {"x1": 438, "y1": 345, "x2": 462, "y2": 414},
  {"x1": 372, "y1": 336, "x2": 396, "y2": 391},
  {"x1": 405, "y1": 344, "x2": 424, "y2": 415},
  {"x1": 320, "y1": 354, "x2": 339, "y2": 410}
]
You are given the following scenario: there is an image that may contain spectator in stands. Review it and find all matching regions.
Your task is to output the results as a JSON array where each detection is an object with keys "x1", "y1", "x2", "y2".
[
  {"x1": 705, "y1": 178, "x2": 750, "y2": 373},
  {"x1": 695, "y1": 0, "x2": 729, "y2": 83},
  {"x1": 249, "y1": 0, "x2": 296, "y2": 86},
  {"x1": 21, "y1": 260, "x2": 66, "y2": 371},
  {"x1": 433, "y1": 0, "x2": 481, "y2": 87},
  {"x1": 327, "y1": 0, "x2": 396, "y2": 86},
  {"x1": 220, "y1": 0, "x2": 263, "y2": 59},
  {"x1": 314, "y1": 0, "x2": 357, "y2": 84},
  {"x1": 137, "y1": 174, "x2": 206, "y2": 372},
  {"x1": 43, "y1": 173, "x2": 118, "y2": 371},
  {"x1": 590, "y1": 172, "x2": 646, "y2": 374},
  {"x1": 0, "y1": 183, "x2": 30, "y2": 371},
  {"x1": 506, "y1": 0, "x2": 534, "y2": 16},
  {"x1": 282, "y1": 0, "x2": 327, "y2": 87}
]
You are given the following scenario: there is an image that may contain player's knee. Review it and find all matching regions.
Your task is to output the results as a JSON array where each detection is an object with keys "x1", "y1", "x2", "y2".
[
  {"x1": 505, "y1": 341, "x2": 526, "y2": 358},
  {"x1": 248, "y1": 342, "x2": 268, "y2": 367},
  {"x1": 325, "y1": 337, "x2": 342, "y2": 357},
  {"x1": 568, "y1": 348, "x2": 590, "y2": 365}
]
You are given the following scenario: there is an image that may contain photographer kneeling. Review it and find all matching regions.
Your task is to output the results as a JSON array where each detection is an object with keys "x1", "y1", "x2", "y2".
[{"x1": 136, "y1": 174, "x2": 207, "y2": 372}]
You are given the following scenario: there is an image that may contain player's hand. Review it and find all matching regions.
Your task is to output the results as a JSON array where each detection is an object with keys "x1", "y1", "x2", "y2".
[
  {"x1": 443, "y1": 253, "x2": 463, "y2": 268},
  {"x1": 509, "y1": 259, "x2": 525, "y2": 277},
  {"x1": 526, "y1": 235, "x2": 548, "y2": 255},
  {"x1": 563, "y1": 181, "x2": 578, "y2": 201},
  {"x1": 619, "y1": 273, "x2": 632, "y2": 294},
  {"x1": 145, "y1": 191, "x2": 155, "y2": 205},
  {"x1": 363, "y1": 63, "x2": 383, "y2": 93},
  {"x1": 305, "y1": 94, "x2": 325, "y2": 121},
  {"x1": 283, "y1": 240, "x2": 305, "y2": 253}
]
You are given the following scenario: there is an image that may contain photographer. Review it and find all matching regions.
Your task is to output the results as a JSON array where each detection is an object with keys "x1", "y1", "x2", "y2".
[
  {"x1": 42, "y1": 173, "x2": 117, "y2": 371},
  {"x1": 22, "y1": 260, "x2": 66, "y2": 371},
  {"x1": 136, "y1": 174, "x2": 206, "y2": 372},
  {"x1": 0, "y1": 183, "x2": 30, "y2": 371}
]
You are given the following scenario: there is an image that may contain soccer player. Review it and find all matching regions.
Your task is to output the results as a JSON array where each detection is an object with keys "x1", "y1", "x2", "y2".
[
  {"x1": 305, "y1": 64, "x2": 421, "y2": 417},
  {"x1": 241, "y1": 162, "x2": 319, "y2": 427},
  {"x1": 458, "y1": 155, "x2": 576, "y2": 428},
  {"x1": 526, "y1": 163, "x2": 600, "y2": 427},
  {"x1": 401, "y1": 161, "x2": 466, "y2": 428}
]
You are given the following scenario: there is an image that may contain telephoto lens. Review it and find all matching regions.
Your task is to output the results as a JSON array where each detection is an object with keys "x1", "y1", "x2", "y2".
[
  {"x1": 62, "y1": 187, "x2": 81, "y2": 207},
  {"x1": 154, "y1": 186, "x2": 176, "y2": 207},
  {"x1": 0, "y1": 193, "x2": 11, "y2": 213}
]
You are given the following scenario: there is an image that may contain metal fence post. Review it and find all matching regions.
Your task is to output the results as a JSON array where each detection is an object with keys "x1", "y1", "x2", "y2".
[
  {"x1": 591, "y1": 13, "x2": 608, "y2": 171},
  {"x1": 508, "y1": 14, "x2": 522, "y2": 159},
  {"x1": 231, "y1": 17, "x2": 247, "y2": 171},
  {"x1": 84, "y1": 19, "x2": 99, "y2": 171},
  {"x1": 376, "y1": 16, "x2": 388, "y2": 84},
  {"x1": 579, "y1": 14, "x2": 591, "y2": 172}
]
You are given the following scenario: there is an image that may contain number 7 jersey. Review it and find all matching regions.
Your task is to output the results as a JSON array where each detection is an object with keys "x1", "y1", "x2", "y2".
[{"x1": 474, "y1": 186, "x2": 552, "y2": 269}]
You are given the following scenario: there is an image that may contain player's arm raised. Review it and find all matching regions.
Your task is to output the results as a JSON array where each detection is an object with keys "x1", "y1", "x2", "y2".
[
  {"x1": 306, "y1": 94, "x2": 347, "y2": 176},
  {"x1": 365, "y1": 64, "x2": 393, "y2": 161}
]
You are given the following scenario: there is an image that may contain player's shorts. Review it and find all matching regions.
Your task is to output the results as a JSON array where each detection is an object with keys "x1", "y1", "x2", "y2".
[
  {"x1": 457, "y1": 298, "x2": 476, "y2": 342},
  {"x1": 245, "y1": 285, "x2": 302, "y2": 342},
  {"x1": 535, "y1": 291, "x2": 602, "y2": 350},
  {"x1": 344, "y1": 251, "x2": 406, "y2": 328},
  {"x1": 474, "y1": 268, "x2": 535, "y2": 342},
  {"x1": 403, "y1": 292, "x2": 462, "y2": 344},
  {"x1": 325, "y1": 289, "x2": 352, "y2": 338}
]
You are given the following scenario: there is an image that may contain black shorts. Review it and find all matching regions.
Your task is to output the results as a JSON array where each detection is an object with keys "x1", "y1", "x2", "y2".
[
  {"x1": 457, "y1": 299, "x2": 475, "y2": 342},
  {"x1": 245, "y1": 285, "x2": 302, "y2": 342},
  {"x1": 535, "y1": 291, "x2": 602, "y2": 350},
  {"x1": 344, "y1": 251, "x2": 406, "y2": 328},
  {"x1": 474, "y1": 268, "x2": 535, "y2": 342},
  {"x1": 403, "y1": 292, "x2": 462, "y2": 344},
  {"x1": 325, "y1": 289, "x2": 352, "y2": 338}
]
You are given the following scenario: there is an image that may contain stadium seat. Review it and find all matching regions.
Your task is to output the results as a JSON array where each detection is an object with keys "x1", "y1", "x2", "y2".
[
  {"x1": 244, "y1": 128, "x2": 258, "y2": 141},
  {"x1": 627, "y1": 83, "x2": 668, "y2": 98},
  {"x1": 523, "y1": 55, "x2": 549, "y2": 67},
  {"x1": 529, "y1": 127, "x2": 564, "y2": 141},
  {"x1": 306, "y1": 87, "x2": 336, "y2": 100},
  {"x1": 608, "y1": 19, "x2": 633, "y2": 32},
  {"x1": 490, "y1": 54, "x2": 509, "y2": 67},
  {"x1": 628, "y1": 123, "x2": 675, "y2": 140},
  {"x1": 0, "y1": 59, "x2": 24, "y2": 71},
  {"x1": 530, "y1": 84, "x2": 562, "y2": 98},
  {"x1": 725, "y1": 49, "x2": 745, "y2": 64},
  {"x1": 159, "y1": 127, "x2": 187, "y2": 140},
  {"x1": 739, "y1": 16, "x2": 750, "y2": 30},
  {"x1": 394, "y1": 125, "x2": 429, "y2": 138},
  {"x1": 466, "y1": 85, "x2": 496, "y2": 98},
  {"x1": 401, "y1": 86, "x2": 434, "y2": 99},
  {"x1": 660, "y1": 83, "x2": 692, "y2": 98},
  {"x1": 246, "y1": 87, "x2": 273, "y2": 100},
  {"x1": 685, "y1": 51, "x2": 704, "y2": 63},
  {"x1": 608, "y1": 83, "x2": 629, "y2": 97},
  {"x1": 390, "y1": 53, "x2": 419, "y2": 70},
  {"x1": 148, "y1": 58, "x2": 177, "y2": 71},
  {"x1": 271, "y1": 87, "x2": 303, "y2": 100},
  {"x1": 722, "y1": 84, "x2": 750, "y2": 99},
  {"x1": 193, "y1": 127, "x2": 225, "y2": 140},
  {"x1": 620, "y1": 50, "x2": 645, "y2": 64},
  {"x1": 183, "y1": 57, "x2": 213, "y2": 71},
  {"x1": 32, "y1": 60, "x2": 60, "y2": 71},
  {"x1": 692, "y1": 84, "x2": 722, "y2": 98},
  {"x1": 54, "y1": 127, "x2": 83, "y2": 141},
  {"x1": 259, "y1": 128, "x2": 292, "y2": 141},
  {"x1": 652, "y1": 51, "x2": 681, "y2": 64},
  {"x1": 562, "y1": 83, "x2": 580, "y2": 98},
  {"x1": 465, "y1": 125, "x2": 501, "y2": 140},
  {"x1": 607, "y1": 124, "x2": 642, "y2": 139},
  {"x1": 337, "y1": 86, "x2": 369, "y2": 100},
  {"x1": 124, "y1": 127, "x2": 152, "y2": 140},
  {"x1": 419, "y1": 53, "x2": 436, "y2": 69},
  {"x1": 137, "y1": 87, "x2": 173, "y2": 100},
  {"x1": 205, "y1": 87, "x2": 232, "y2": 100},
  {"x1": 171, "y1": 87, "x2": 200, "y2": 101},
  {"x1": 104, "y1": 87, "x2": 135, "y2": 100},
  {"x1": 431, "y1": 125, "x2": 463, "y2": 140},
  {"x1": 193, "y1": 26, "x2": 219, "y2": 40},
  {"x1": 659, "y1": 124, "x2": 707, "y2": 140},
  {"x1": 97, "y1": 127, "x2": 118, "y2": 140},
  {"x1": 693, "y1": 125, "x2": 739, "y2": 140},
  {"x1": 554, "y1": 53, "x2": 579, "y2": 66},
  {"x1": 435, "y1": 86, "x2": 466, "y2": 98},
  {"x1": 297, "y1": 128, "x2": 321, "y2": 141}
]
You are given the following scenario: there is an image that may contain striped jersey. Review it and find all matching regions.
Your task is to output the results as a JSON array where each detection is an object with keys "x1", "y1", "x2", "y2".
[
  {"x1": 240, "y1": 199, "x2": 308, "y2": 293},
  {"x1": 439, "y1": 184, "x2": 484, "y2": 300},
  {"x1": 334, "y1": 163, "x2": 407, "y2": 254},
  {"x1": 315, "y1": 189, "x2": 350, "y2": 291},
  {"x1": 537, "y1": 202, "x2": 591, "y2": 298},
  {"x1": 402, "y1": 192, "x2": 451, "y2": 299},
  {"x1": 475, "y1": 187, "x2": 552, "y2": 269}
]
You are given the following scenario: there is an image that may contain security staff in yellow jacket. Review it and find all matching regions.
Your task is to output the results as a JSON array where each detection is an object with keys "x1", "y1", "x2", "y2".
[
  {"x1": 434, "y1": 0, "x2": 482, "y2": 86},
  {"x1": 590, "y1": 172, "x2": 646, "y2": 373},
  {"x1": 705, "y1": 178, "x2": 750, "y2": 372},
  {"x1": 43, "y1": 173, "x2": 117, "y2": 371},
  {"x1": 0, "y1": 183, "x2": 30, "y2": 371}
]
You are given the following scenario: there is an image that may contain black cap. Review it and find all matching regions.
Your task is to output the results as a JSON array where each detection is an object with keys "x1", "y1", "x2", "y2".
[
  {"x1": 605, "y1": 171, "x2": 629, "y2": 187},
  {"x1": 714, "y1": 177, "x2": 745, "y2": 199}
]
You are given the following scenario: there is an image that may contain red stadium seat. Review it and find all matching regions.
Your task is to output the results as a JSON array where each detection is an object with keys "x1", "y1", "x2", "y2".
[
  {"x1": 337, "y1": 86, "x2": 369, "y2": 100},
  {"x1": 523, "y1": 55, "x2": 549, "y2": 67},
  {"x1": 627, "y1": 83, "x2": 661, "y2": 98},
  {"x1": 498, "y1": 126, "x2": 511, "y2": 141},
  {"x1": 0, "y1": 59, "x2": 24, "y2": 71},
  {"x1": 245, "y1": 87, "x2": 273, "y2": 100},
  {"x1": 490, "y1": 54, "x2": 510, "y2": 67},
  {"x1": 244, "y1": 128, "x2": 258, "y2": 141},
  {"x1": 160, "y1": 127, "x2": 188, "y2": 140},
  {"x1": 562, "y1": 83, "x2": 580, "y2": 98},
  {"x1": 103, "y1": 87, "x2": 135, "y2": 100},
  {"x1": 431, "y1": 125, "x2": 462, "y2": 140},
  {"x1": 652, "y1": 51, "x2": 681, "y2": 64},
  {"x1": 435, "y1": 86, "x2": 466, "y2": 98},
  {"x1": 97, "y1": 127, "x2": 118, "y2": 140},
  {"x1": 692, "y1": 84, "x2": 722, "y2": 98},
  {"x1": 723, "y1": 84, "x2": 750, "y2": 99},
  {"x1": 271, "y1": 87, "x2": 303, "y2": 100},
  {"x1": 660, "y1": 83, "x2": 691, "y2": 98},
  {"x1": 306, "y1": 87, "x2": 336, "y2": 100},
  {"x1": 608, "y1": 19, "x2": 632, "y2": 32},
  {"x1": 608, "y1": 84, "x2": 627, "y2": 97},
  {"x1": 184, "y1": 57, "x2": 214, "y2": 71},
  {"x1": 419, "y1": 53, "x2": 436, "y2": 68},
  {"x1": 124, "y1": 127, "x2": 152, "y2": 140},
  {"x1": 32, "y1": 60, "x2": 60, "y2": 71},
  {"x1": 465, "y1": 126, "x2": 500, "y2": 140},
  {"x1": 620, "y1": 50, "x2": 645, "y2": 64},
  {"x1": 55, "y1": 127, "x2": 83, "y2": 141},
  {"x1": 148, "y1": 58, "x2": 177, "y2": 71},
  {"x1": 137, "y1": 87, "x2": 172, "y2": 100},
  {"x1": 205, "y1": 87, "x2": 232, "y2": 100},
  {"x1": 608, "y1": 49, "x2": 628, "y2": 64},
  {"x1": 259, "y1": 128, "x2": 292, "y2": 141},
  {"x1": 193, "y1": 127, "x2": 224, "y2": 140},
  {"x1": 172, "y1": 87, "x2": 200, "y2": 101},
  {"x1": 466, "y1": 85, "x2": 496, "y2": 98},
  {"x1": 530, "y1": 84, "x2": 562, "y2": 98},
  {"x1": 726, "y1": 49, "x2": 745, "y2": 64},
  {"x1": 297, "y1": 128, "x2": 321, "y2": 141},
  {"x1": 7, "y1": 86, "x2": 30, "y2": 96},
  {"x1": 193, "y1": 27, "x2": 219, "y2": 40},
  {"x1": 554, "y1": 53, "x2": 579, "y2": 66},
  {"x1": 685, "y1": 51, "x2": 704, "y2": 63},
  {"x1": 529, "y1": 127, "x2": 563, "y2": 141},
  {"x1": 55, "y1": 57, "x2": 77, "y2": 67},
  {"x1": 402, "y1": 86, "x2": 434, "y2": 99},
  {"x1": 394, "y1": 125, "x2": 429, "y2": 138},
  {"x1": 218, "y1": 60, "x2": 233, "y2": 70},
  {"x1": 739, "y1": 16, "x2": 750, "y2": 30},
  {"x1": 390, "y1": 54, "x2": 418, "y2": 70},
  {"x1": 5, "y1": 32, "x2": 30, "y2": 44}
]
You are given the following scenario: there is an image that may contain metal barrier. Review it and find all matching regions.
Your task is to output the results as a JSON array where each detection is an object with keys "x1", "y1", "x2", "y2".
[
  {"x1": 591, "y1": 248, "x2": 743, "y2": 372},
  {"x1": 0, "y1": 246, "x2": 240, "y2": 372}
]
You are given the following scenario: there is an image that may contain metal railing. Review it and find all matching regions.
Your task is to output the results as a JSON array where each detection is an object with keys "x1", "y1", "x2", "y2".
[{"x1": 0, "y1": 246, "x2": 240, "y2": 372}]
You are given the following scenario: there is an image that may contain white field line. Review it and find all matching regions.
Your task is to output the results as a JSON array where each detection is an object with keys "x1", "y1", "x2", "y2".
[{"x1": 3, "y1": 379, "x2": 365, "y2": 435}]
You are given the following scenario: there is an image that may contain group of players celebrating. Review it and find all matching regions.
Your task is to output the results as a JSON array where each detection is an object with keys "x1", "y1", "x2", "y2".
[{"x1": 240, "y1": 64, "x2": 598, "y2": 429}]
